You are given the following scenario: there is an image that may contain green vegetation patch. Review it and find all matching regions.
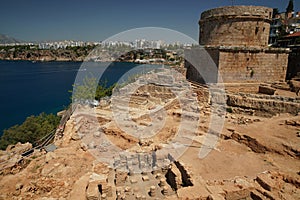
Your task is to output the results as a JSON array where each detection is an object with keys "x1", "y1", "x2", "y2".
[{"x1": 0, "y1": 113, "x2": 61, "y2": 150}]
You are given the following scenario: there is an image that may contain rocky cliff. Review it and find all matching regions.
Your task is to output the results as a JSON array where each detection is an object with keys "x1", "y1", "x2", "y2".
[{"x1": 0, "y1": 46, "x2": 94, "y2": 62}]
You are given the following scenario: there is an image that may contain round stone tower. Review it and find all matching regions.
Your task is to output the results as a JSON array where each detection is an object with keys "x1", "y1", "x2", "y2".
[{"x1": 199, "y1": 6, "x2": 273, "y2": 47}]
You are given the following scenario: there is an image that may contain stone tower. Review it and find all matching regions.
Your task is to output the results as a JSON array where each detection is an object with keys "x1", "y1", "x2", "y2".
[
  {"x1": 186, "y1": 6, "x2": 290, "y2": 84},
  {"x1": 199, "y1": 6, "x2": 273, "y2": 47}
]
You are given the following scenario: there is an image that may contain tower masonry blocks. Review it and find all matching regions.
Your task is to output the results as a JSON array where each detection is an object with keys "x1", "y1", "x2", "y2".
[{"x1": 199, "y1": 6, "x2": 273, "y2": 47}]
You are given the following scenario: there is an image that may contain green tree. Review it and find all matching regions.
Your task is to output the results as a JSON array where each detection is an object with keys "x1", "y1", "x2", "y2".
[
  {"x1": 70, "y1": 74, "x2": 116, "y2": 103},
  {"x1": 286, "y1": 0, "x2": 294, "y2": 13},
  {"x1": 71, "y1": 74, "x2": 98, "y2": 103},
  {"x1": 0, "y1": 113, "x2": 60, "y2": 150}
]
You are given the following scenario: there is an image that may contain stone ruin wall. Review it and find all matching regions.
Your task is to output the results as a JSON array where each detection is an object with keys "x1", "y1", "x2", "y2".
[{"x1": 199, "y1": 6, "x2": 273, "y2": 47}]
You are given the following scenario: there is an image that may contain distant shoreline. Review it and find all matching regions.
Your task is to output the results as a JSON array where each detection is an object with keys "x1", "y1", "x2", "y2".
[
  {"x1": 0, "y1": 45, "x2": 183, "y2": 65},
  {"x1": 0, "y1": 58, "x2": 85, "y2": 62}
]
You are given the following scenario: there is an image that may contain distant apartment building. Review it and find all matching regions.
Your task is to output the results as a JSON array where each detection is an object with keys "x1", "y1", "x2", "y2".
[
  {"x1": 134, "y1": 39, "x2": 164, "y2": 49},
  {"x1": 38, "y1": 40, "x2": 96, "y2": 49}
]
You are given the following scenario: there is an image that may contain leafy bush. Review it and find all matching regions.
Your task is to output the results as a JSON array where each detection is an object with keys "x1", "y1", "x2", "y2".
[{"x1": 0, "y1": 113, "x2": 61, "y2": 150}]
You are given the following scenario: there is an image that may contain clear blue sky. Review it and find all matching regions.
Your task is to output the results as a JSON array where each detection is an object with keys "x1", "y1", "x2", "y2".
[{"x1": 0, "y1": 0, "x2": 299, "y2": 42}]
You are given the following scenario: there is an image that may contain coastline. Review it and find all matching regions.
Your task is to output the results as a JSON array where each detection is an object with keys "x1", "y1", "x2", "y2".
[
  {"x1": 0, "y1": 46, "x2": 92, "y2": 62},
  {"x1": 0, "y1": 58, "x2": 175, "y2": 66}
]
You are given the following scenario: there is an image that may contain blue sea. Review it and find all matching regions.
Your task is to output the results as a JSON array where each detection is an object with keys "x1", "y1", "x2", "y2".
[{"x1": 0, "y1": 60, "x2": 160, "y2": 136}]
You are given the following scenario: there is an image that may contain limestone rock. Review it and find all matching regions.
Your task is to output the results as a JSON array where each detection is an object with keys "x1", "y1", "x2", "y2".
[
  {"x1": 285, "y1": 120, "x2": 300, "y2": 126},
  {"x1": 86, "y1": 181, "x2": 100, "y2": 200},
  {"x1": 68, "y1": 173, "x2": 90, "y2": 200},
  {"x1": 6, "y1": 142, "x2": 32, "y2": 154},
  {"x1": 80, "y1": 143, "x2": 88, "y2": 151},
  {"x1": 256, "y1": 173, "x2": 278, "y2": 191},
  {"x1": 15, "y1": 183, "x2": 23, "y2": 190},
  {"x1": 71, "y1": 133, "x2": 81, "y2": 141},
  {"x1": 45, "y1": 152, "x2": 57, "y2": 163}
]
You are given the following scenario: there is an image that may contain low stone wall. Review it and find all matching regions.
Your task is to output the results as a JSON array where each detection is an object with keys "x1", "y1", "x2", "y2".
[{"x1": 226, "y1": 92, "x2": 300, "y2": 115}]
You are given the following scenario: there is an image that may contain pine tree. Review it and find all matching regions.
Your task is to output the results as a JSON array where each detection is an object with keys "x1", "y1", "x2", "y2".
[{"x1": 286, "y1": 0, "x2": 294, "y2": 13}]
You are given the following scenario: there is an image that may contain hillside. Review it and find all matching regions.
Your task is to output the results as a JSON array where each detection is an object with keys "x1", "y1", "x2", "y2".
[{"x1": 0, "y1": 34, "x2": 21, "y2": 44}]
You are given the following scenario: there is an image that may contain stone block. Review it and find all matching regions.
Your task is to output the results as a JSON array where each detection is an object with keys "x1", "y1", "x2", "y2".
[
  {"x1": 206, "y1": 185, "x2": 225, "y2": 195},
  {"x1": 142, "y1": 176, "x2": 149, "y2": 181},
  {"x1": 177, "y1": 186, "x2": 210, "y2": 199},
  {"x1": 130, "y1": 178, "x2": 137, "y2": 184},
  {"x1": 258, "y1": 85, "x2": 276, "y2": 95}
]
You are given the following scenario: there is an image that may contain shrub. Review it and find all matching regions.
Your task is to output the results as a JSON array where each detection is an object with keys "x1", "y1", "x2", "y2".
[{"x1": 0, "y1": 113, "x2": 60, "y2": 150}]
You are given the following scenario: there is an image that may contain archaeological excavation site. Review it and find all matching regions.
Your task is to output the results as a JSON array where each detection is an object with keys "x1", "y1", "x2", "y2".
[{"x1": 1, "y1": 5, "x2": 300, "y2": 200}]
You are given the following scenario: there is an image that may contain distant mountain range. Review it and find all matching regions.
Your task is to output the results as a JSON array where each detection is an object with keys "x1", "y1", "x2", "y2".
[{"x1": 0, "y1": 34, "x2": 23, "y2": 44}]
